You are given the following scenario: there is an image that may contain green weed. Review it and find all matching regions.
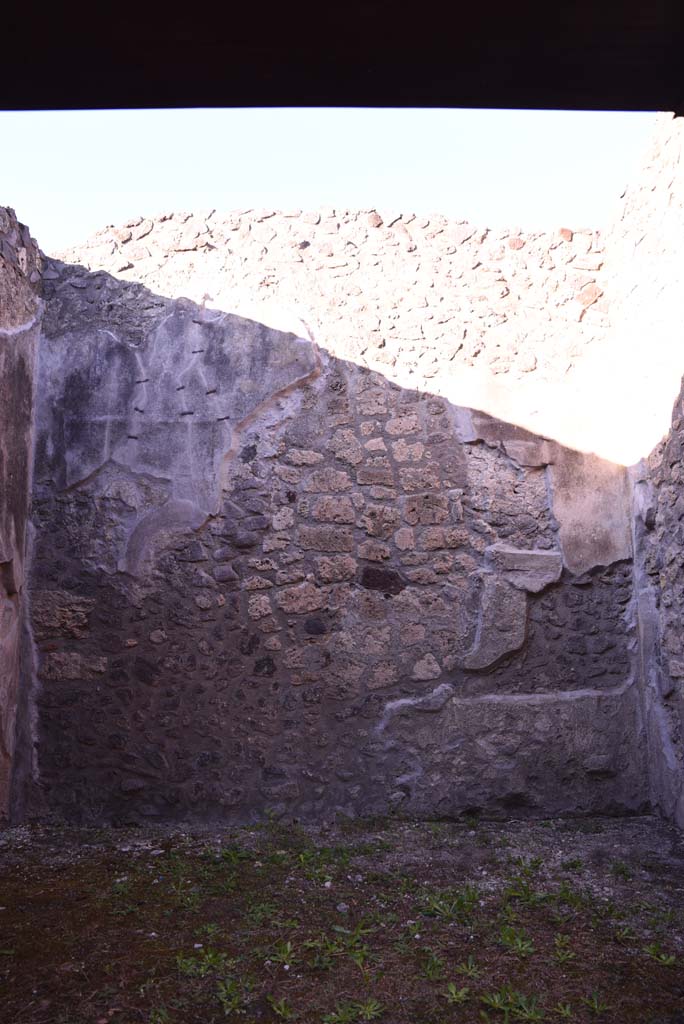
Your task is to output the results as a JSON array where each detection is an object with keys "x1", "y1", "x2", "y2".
[
  {"x1": 216, "y1": 975, "x2": 251, "y2": 1015},
  {"x1": 455, "y1": 954, "x2": 481, "y2": 979},
  {"x1": 421, "y1": 946, "x2": 446, "y2": 980},
  {"x1": 270, "y1": 940, "x2": 296, "y2": 969},
  {"x1": 176, "y1": 947, "x2": 231, "y2": 978},
  {"x1": 481, "y1": 986, "x2": 542, "y2": 1021},
  {"x1": 322, "y1": 999, "x2": 384, "y2": 1023},
  {"x1": 552, "y1": 933, "x2": 576, "y2": 964},
  {"x1": 499, "y1": 924, "x2": 535, "y2": 958},
  {"x1": 444, "y1": 982, "x2": 470, "y2": 1005},
  {"x1": 421, "y1": 884, "x2": 479, "y2": 921},
  {"x1": 643, "y1": 942, "x2": 676, "y2": 966},
  {"x1": 611, "y1": 860, "x2": 633, "y2": 881},
  {"x1": 267, "y1": 995, "x2": 296, "y2": 1020},
  {"x1": 553, "y1": 1003, "x2": 574, "y2": 1019},
  {"x1": 581, "y1": 992, "x2": 609, "y2": 1016}
]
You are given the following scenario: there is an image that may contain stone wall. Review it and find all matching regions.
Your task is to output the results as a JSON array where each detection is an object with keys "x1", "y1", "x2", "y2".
[
  {"x1": 55, "y1": 206, "x2": 611, "y2": 456},
  {"x1": 8, "y1": 111, "x2": 684, "y2": 828},
  {"x1": 615, "y1": 115, "x2": 684, "y2": 827},
  {"x1": 21, "y1": 209, "x2": 645, "y2": 824},
  {"x1": 0, "y1": 208, "x2": 43, "y2": 822},
  {"x1": 640, "y1": 399, "x2": 684, "y2": 827}
]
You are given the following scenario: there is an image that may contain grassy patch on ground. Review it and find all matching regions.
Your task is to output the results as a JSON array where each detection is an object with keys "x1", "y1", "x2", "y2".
[{"x1": 1, "y1": 815, "x2": 683, "y2": 1023}]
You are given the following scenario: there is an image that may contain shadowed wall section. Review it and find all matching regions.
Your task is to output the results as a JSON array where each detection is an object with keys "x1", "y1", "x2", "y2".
[
  {"x1": 22, "y1": 265, "x2": 646, "y2": 824},
  {"x1": 0, "y1": 209, "x2": 43, "y2": 822}
]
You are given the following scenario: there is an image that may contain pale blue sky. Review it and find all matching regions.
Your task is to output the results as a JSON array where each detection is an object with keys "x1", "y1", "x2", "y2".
[{"x1": 0, "y1": 108, "x2": 659, "y2": 253}]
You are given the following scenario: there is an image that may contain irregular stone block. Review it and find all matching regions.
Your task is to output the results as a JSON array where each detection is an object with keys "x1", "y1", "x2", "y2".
[
  {"x1": 462, "y1": 577, "x2": 527, "y2": 671},
  {"x1": 176, "y1": 540, "x2": 208, "y2": 562},
  {"x1": 213, "y1": 546, "x2": 234, "y2": 562},
  {"x1": 303, "y1": 468, "x2": 352, "y2": 492},
  {"x1": 403, "y1": 493, "x2": 449, "y2": 526},
  {"x1": 485, "y1": 544, "x2": 563, "y2": 593},
  {"x1": 361, "y1": 504, "x2": 400, "y2": 538},
  {"x1": 357, "y1": 459, "x2": 395, "y2": 486},
  {"x1": 213, "y1": 564, "x2": 238, "y2": 582},
  {"x1": 312, "y1": 495, "x2": 356, "y2": 523},
  {"x1": 412, "y1": 653, "x2": 442, "y2": 680},
  {"x1": 394, "y1": 527, "x2": 415, "y2": 551},
  {"x1": 40, "y1": 651, "x2": 107, "y2": 681},
  {"x1": 275, "y1": 581, "x2": 326, "y2": 614},
  {"x1": 31, "y1": 590, "x2": 95, "y2": 641},
  {"x1": 314, "y1": 555, "x2": 357, "y2": 582},
  {"x1": 359, "y1": 565, "x2": 406, "y2": 595},
  {"x1": 358, "y1": 541, "x2": 391, "y2": 562},
  {"x1": 285, "y1": 448, "x2": 324, "y2": 466},
  {"x1": 385, "y1": 413, "x2": 418, "y2": 436},
  {"x1": 247, "y1": 594, "x2": 272, "y2": 620},
  {"x1": 299, "y1": 525, "x2": 354, "y2": 552}
]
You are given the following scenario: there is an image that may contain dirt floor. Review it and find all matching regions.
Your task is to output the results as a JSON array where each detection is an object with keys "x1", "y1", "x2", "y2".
[{"x1": 1, "y1": 814, "x2": 684, "y2": 1024}]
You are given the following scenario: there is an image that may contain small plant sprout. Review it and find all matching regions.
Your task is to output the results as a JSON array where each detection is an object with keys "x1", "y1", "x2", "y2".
[
  {"x1": 615, "y1": 923, "x2": 637, "y2": 943},
  {"x1": 510, "y1": 855, "x2": 543, "y2": 877},
  {"x1": 332, "y1": 919, "x2": 376, "y2": 945},
  {"x1": 323, "y1": 1005, "x2": 356, "y2": 1024},
  {"x1": 643, "y1": 942, "x2": 676, "y2": 966},
  {"x1": 504, "y1": 877, "x2": 547, "y2": 908},
  {"x1": 553, "y1": 933, "x2": 576, "y2": 964},
  {"x1": 421, "y1": 947, "x2": 446, "y2": 980},
  {"x1": 267, "y1": 995, "x2": 296, "y2": 1020},
  {"x1": 216, "y1": 976, "x2": 251, "y2": 1016},
  {"x1": 148, "y1": 1010, "x2": 171, "y2": 1024},
  {"x1": 481, "y1": 987, "x2": 545, "y2": 1022},
  {"x1": 499, "y1": 924, "x2": 535, "y2": 958},
  {"x1": 303, "y1": 934, "x2": 337, "y2": 971},
  {"x1": 611, "y1": 860, "x2": 633, "y2": 881},
  {"x1": 481, "y1": 987, "x2": 516, "y2": 1013},
  {"x1": 247, "y1": 900, "x2": 278, "y2": 925},
  {"x1": 270, "y1": 939, "x2": 296, "y2": 969},
  {"x1": 444, "y1": 982, "x2": 471, "y2": 1005},
  {"x1": 513, "y1": 995, "x2": 546, "y2": 1022},
  {"x1": 349, "y1": 944, "x2": 372, "y2": 975},
  {"x1": 421, "y1": 885, "x2": 479, "y2": 922},
  {"x1": 555, "y1": 881, "x2": 585, "y2": 909},
  {"x1": 581, "y1": 991, "x2": 609, "y2": 1016},
  {"x1": 176, "y1": 948, "x2": 230, "y2": 978},
  {"x1": 322, "y1": 1000, "x2": 384, "y2": 1023},
  {"x1": 455, "y1": 954, "x2": 481, "y2": 979},
  {"x1": 219, "y1": 843, "x2": 252, "y2": 866},
  {"x1": 355, "y1": 999, "x2": 384, "y2": 1021},
  {"x1": 553, "y1": 1003, "x2": 574, "y2": 1019}
]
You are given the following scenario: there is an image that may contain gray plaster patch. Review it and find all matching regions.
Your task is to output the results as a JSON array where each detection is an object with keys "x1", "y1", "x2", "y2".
[
  {"x1": 34, "y1": 291, "x2": 319, "y2": 577},
  {"x1": 548, "y1": 449, "x2": 633, "y2": 575}
]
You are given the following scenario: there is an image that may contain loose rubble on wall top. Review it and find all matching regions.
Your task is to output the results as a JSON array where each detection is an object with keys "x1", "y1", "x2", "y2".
[{"x1": 54, "y1": 207, "x2": 609, "y2": 394}]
